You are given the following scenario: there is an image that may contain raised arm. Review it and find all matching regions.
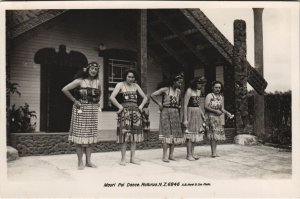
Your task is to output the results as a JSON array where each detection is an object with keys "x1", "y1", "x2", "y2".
[
  {"x1": 135, "y1": 83, "x2": 148, "y2": 111},
  {"x1": 150, "y1": 87, "x2": 167, "y2": 111},
  {"x1": 109, "y1": 82, "x2": 123, "y2": 113},
  {"x1": 62, "y1": 79, "x2": 82, "y2": 108}
]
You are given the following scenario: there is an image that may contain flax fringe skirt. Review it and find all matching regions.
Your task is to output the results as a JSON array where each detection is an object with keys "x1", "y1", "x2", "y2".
[
  {"x1": 117, "y1": 102, "x2": 144, "y2": 143},
  {"x1": 184, "y1": 107, "x2": 204, "y2": 142},
  {"x1": 69, "y1": 103, "x2": 99, "y2": 145},
  {"x1": 159, "y1": 107, "x2": 185, "y2": 144}
]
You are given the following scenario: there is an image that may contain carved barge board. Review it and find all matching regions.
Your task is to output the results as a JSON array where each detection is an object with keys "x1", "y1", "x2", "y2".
[
  {"x1": 181, "y1": 9, "x2": 268, "y2": 95},
  {"x1": 153, "y1": 10, "x2": 208, "y2": 66}
]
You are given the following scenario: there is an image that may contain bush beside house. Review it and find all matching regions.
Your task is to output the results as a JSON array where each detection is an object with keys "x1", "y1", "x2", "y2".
[{"x1": 248, "y1": 90, "x2": 291, "y2": 147}]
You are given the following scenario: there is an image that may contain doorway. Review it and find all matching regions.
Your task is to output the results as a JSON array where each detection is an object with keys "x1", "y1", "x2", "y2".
[{"x1": 35, "y1": 45, "x2": 88, "y2": 132}]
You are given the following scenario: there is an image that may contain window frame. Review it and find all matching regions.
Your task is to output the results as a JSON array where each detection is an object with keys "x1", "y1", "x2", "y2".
[{"x1": 101, "y1": 49, "x2": 137, "y2": 111}]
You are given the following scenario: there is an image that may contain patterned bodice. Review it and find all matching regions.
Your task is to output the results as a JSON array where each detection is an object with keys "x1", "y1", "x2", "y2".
[
  {"x1": 163, "y1": 88, "x2": 180, "y2": 108},
  {"x1": 188, "y1": 96, "x2": 201, "y2": 107},
  {"x1": 77, "y1": 87, "x2": 100, "y2": 104},
  {"x1": 121, "y1": 91, "x2": 138, "y2": 104},
  {"x1": 208, "y1": 93, "x2": 222, "y2": 110}
]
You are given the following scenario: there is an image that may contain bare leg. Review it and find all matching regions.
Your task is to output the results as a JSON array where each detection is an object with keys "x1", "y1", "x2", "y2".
[
  {"x1": 186, "y1": 140, "x2": 194, "y2": 161},
  {"x1": 210, "y1": 140, "x2": 218, "y2": 157},
  {"x1": 85, "y1": 146, "x2": 97, "y2": 168},
  {"x1": 120, "y1": 142, "x2": 127, "y2": 166},
  {"x1": 130, "y1": 142, "x2": 140, "y2": 165},
  {"x1": 191, "y1": 143, "x2": 200, "y2": 160},
  {"x1": 76, "y1": 145, "x2": 84, "y2": 170},
  {"x1": 214, "y1": 141, "x2": 219, "y2": 157},
  {"x1": 185, "y1": 140, "x2": 189, "y2": 158},
  {"x1": 162, "y1": 143, "x2": 169, "y2": 162},
  {"x1": 169, "y1": 144, "x2": 176, "y2": 161}
]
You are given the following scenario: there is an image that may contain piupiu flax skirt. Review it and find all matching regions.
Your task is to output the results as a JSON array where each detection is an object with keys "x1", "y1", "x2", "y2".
[
  {"x1": 69, "y1": 103, "x2": 99, "y2": 145},
  {"x1": 159, "y1": 107, "x2": 185, "y2": 144},
  {"x1": 205, "y1": 112, "x2": 226, "y2": 141},
  {"x1": 117, "y1": 102, "x2": 144, "y2": 143},
  {"x1": 184, "y1": 107, "x2": 204, "y2": 142}
]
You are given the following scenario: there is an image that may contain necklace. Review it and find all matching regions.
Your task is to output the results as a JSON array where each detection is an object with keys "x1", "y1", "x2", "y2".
[
  {"x1": 85, "y1": 79, "x2": 96, "y2": 88},
  {"x1": 213, "y1": 93, "x2": 221, "y2": 100},
  {"x1": 124, "y1": 82, "x2": 134, "y2": 91}
]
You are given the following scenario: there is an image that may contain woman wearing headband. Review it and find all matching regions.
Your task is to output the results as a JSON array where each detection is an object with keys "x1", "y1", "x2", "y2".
[
  {"x1": 183, "y1": 76, "x2": 206, "y2": 161},
  {"x1": 151, "y1": 73, "x2": 185, "y2": 162},
  {"x1": 62, "y1": 62, "x2": 101, "y2": 170}
]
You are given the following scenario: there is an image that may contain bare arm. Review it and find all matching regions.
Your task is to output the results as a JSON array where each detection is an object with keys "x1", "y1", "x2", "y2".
[
  {"x1": 198, "y1": 90, "x2": 205, "y2": 120},
  {"x1": 97, "y1": 80, "x2": 102, "y2": 107},
  {"x1": 135, "y1": 83, "x2": 148, "y2": 111},
  {"x1": 221, "y1": 96, "x2": 233, "y2": 118},
  {"x1": 204, "y1": 93, "x2": 222, "y2": 115},
  {"x1": 109, "y1": 82, "x2": 123, "y2": 113},
  {"x1": 183, "y1": 88, "x2": 192, "y2": 124},
  {"x1": 150, "y1": 87, "x2": 168, "y2": 110},
  {"x1": 62, "y1": 79, "x2": 82, "y2": 108}
]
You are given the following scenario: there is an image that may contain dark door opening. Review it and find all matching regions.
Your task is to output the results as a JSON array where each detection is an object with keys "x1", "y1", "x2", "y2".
[{"x1": 35, "y1": 45, "x2": 88, "y2": 132}]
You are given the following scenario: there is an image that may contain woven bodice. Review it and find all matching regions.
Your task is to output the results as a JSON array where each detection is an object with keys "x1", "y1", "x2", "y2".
[
  {"x1": 188, "y1": 96, "x2": 201, "y2": 107},
  {"x1": 77, "y1": 87, "x2": 100, "y2": 104}
]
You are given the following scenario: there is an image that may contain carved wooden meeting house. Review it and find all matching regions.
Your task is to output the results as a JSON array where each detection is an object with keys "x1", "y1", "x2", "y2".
[{"x1": 6, "y1": 9, "x2": 267, "y2": 156}]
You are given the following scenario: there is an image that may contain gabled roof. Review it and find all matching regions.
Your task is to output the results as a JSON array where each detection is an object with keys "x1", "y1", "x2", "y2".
[
  {"x1": 182, "y1": 9, "x2": 267, "y2": 94},
  {"x1": 6, "y1": 10, "x2": 67, "y2": 38},
  {"x1": 6, "y1": 9, "x2": 267, "y2": 93},
  {"x1": 147, "y1": 9, "x2": 267, "y2": 94}
]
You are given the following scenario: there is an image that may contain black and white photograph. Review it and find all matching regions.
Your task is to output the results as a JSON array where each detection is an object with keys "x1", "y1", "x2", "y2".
[{"x1": 0, "y1": 1, "x2": 299, "y2": 198}]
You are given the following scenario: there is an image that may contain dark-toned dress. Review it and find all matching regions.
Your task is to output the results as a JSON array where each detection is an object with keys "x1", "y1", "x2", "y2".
[
  {"x1": 117, "y1": 86, "x2": 143, "y2": 143},
  {"x1": 69, "y1": 87, "x2": 100, "y2": 144},
  {"x1": 159, "y1": 88, "x2": 185, "y2": 144},
  {"x1": 184, "y1": 95, "x2": 204, "y2": 142},
  {"x1": 205, "y1": 93, "x2": 226, "y2": 141}
]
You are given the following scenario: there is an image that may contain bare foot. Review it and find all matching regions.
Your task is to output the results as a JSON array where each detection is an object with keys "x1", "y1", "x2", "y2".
[
  {"x1": 186, "y1": 156, "x2": 195, "y2": 161},
  {"x1": 78, "y1": 162, "x2": 84, "y2": 170},
  {"x1": 119, "y1": 161, "x2": 126, "y2": 166},
  {"x1": 162, "y1": 158, "x2": 170, "y2": 163},
  {"x1": 169, "y1": 156, "x2": 176, "y2": 161},
  {"x1": 192, "y1": 155, "x2": 200, "y2": 160},
  {"x1": 130, "y1": 159, "x2": 141, "y2": 165},
  {"x1": 211, "y1": 154, "x2": 220, "y2": 158},
  {"x1": 86, "y1": 162, "x2": 97, "y2": 168}
]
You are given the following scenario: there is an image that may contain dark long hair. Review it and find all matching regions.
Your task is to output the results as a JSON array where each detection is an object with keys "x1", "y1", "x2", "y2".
[
  {"x1": 211, "y1": 80, "x2": 224, "y2": 94},
  {"x1": 157, "y1": 72, "x2": 184, "y2": 89},
  {"x1": 122, "y1": 69, "x2": 138, "y2": 82},
  {"x1": 74, "y1": 62, "x2": 100, "y2": 80},
  {"x1": 189, "y1": 76, "x2": 206, "y2": 91}
]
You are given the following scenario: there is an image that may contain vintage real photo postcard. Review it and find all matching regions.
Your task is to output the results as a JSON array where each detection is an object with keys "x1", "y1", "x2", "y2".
[{"x1": 0, "y1": 1, "x2": 299, "y2": 198}]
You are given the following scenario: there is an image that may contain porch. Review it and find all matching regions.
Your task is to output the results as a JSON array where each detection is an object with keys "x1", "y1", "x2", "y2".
[{"x1": 10, "y1": 128, "x2": 236, "y2": 156}]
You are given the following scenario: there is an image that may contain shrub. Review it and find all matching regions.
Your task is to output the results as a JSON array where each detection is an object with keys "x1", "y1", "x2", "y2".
[
  {"x1": 7, "y1": 103, "x2": 37, "y2": 133},
  {"x1": 248, "y1": 90, "x2": 291, "y2": 145},
  {"x1": 6, "y1": 80, "x2": 37, "y2": 133}
]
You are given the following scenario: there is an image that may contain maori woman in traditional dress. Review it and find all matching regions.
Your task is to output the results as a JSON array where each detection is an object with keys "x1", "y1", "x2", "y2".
[
  {"x1": 183, "y1": 76, "x2": 206, "y2": 161},
  {"x1": 62, "y1": 62, "x2": 101, "y2": 170},
  {"x1": 204, "y1": 81, "x2": 233, "y2": 158},
  {"x1": 109, "y1": 69, "x2": 148, "y2": 166},
  {"x1": 151, "y1": 73, "x2": 185, "y2": 162}
]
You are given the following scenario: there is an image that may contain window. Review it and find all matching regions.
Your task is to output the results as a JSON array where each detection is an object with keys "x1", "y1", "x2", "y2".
[
  {"x1": 106, "y1": 58, "x2": 136, "y2": 110},
  {"x1": 101, "y1": 48, "x2": 137, "y2": 111}
]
